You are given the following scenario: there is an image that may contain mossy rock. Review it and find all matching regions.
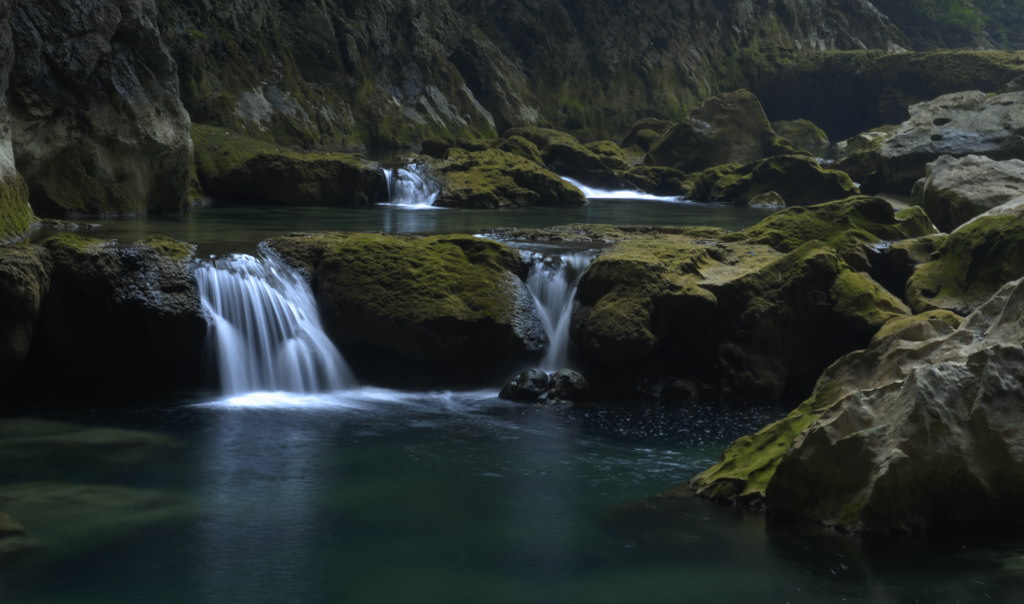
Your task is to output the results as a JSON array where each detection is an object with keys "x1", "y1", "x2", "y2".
[
  {"x1": 726, "y1": 196, "x2": 937, "y2": 262},
  {"x1": 688, "y1": 155, "x2": 857, "y2": 206},
  {"x1": 192, "y1": 124, "x2": 386, "y2": 206},
  {"x1": 906, "y1": 214, "x2": 1024, "y2": 315},
  {"x1": 496, "y1": 135, "x2": 544, "y2": 165},
  {"x1": 574, "y1": 234, "x2": 909, "y2": 403},
  {"x1": 267, "y1": 232, "x2": 543, "y2": 385},
  {"x1": 503, "y1": 127, "x2": 629, "y2": 185},
  {"x1": 771, "y1": 119, "x2": 830, "y2": 157},
  {"x1": 23, "y1": 233, "x2": 206, "y2": 397},
  {"x1": 0, "y1": 174, "x2": 33, "y2": 243},
  {"x1": 622, "y1": 118, "x2": 673, "y2": 151},
  {"x1": 432, "y1": 147, "x2": 585, "y2": 208},
  {"x1": 617, "y1": 165, "x2": 691, "y2": 197},
  {"x1": 0, "y1": 243, "x2": 50, "y2": 385},
  {"x1": 646, "y1": 89, "x2": 803, "y2": 172}
]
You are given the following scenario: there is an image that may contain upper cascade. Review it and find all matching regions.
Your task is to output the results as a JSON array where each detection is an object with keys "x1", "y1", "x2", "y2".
[
  {"x1": 524, "y1": 251, "x2": 594, "y2": 371},
  {"x1": 385, "y1": 163, "x2": 440, "y2": 207},
  {"x1": 196, "y1": 254, "x2": 356, "y2": 394}
]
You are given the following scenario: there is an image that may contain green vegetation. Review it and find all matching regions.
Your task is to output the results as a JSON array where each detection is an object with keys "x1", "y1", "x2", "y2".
[
  {"x1": 873, "y1": 0, "x2": 1024, "y2": 49},
  {"x1": 0, "y1": 175, "x2": 33, "y2": 242},
  {"x1": 434, "y1": 148, "x2": 585, "y2": 208}
]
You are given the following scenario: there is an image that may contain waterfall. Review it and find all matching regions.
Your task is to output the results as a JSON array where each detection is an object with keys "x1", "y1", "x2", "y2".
[
  {"x1": 560, "y1": 175, "x2": 684, "y2": 202},
  {"x1": 525, "y1": 252, "x2": 593, "y2": 371},
  {"x1": 196, "y1": 254, "x2": 356, "y2": 394},
  {"x1": 385, "y1": 163, "x2": 440, "y2": 207}
]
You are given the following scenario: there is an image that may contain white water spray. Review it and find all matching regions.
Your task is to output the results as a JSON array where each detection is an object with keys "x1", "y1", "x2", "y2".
[
  {"x1": 525, "y1": 253, "x2": 593, "y2": 371},
  {"x1": 560, "y1": 175, "x2": 685, "y2": 202},
  {"x1": 384, "y1": 163, "x2": 440, "y2": 207},
  {"x1": 196, "y1": 254, "x2": 356, "y2": 394}
]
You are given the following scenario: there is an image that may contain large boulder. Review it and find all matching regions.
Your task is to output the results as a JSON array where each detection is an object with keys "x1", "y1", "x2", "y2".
[
  {"x1": 24, "y1": 234, "x2": 207, "y2": 396},
  {"x1": 431, "y1": 147, "x2": 586, "y2": 208},
  {"x1": 267, "y1": 232, "x2": 544, "y2": 385},
  {"x1": 574, "y1": 235, "x2": 909, "y2": 404},
  {"x1": 911, "y1": 154, "x2": 1024, "y2": 232},
  {"x1": 10, "y1": 0, "x2": 193, "y2": 216},
  {"x1": 876, "y1": 90, "x2": 1024, "y2": 193},
  {"x1": 906, "y1": 211, "x2": 1024, "y2": 316},
  {"x1": 694, "y1": 276, "x2": 1024, "y2": 534},
  {"x1": 687, "y1": 155, "x2": 857, "y2": 207},
  {"x1": 192, "y1": 125, "x2": 386, "y2": 206},
  {"x1": 771, "y1": 119, "x2": 831, "y2": 158},
  {"x1": 502, "y1": 127, "x2": 632, "y2": 188},
  {"x1": 646, "y1": 90, "x2": 800, "y2": 173}
]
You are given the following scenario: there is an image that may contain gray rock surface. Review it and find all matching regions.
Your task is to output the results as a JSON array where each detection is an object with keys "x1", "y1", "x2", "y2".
[{"x1": 912, "y1": 154, "x2": 1024, "y2": 231}]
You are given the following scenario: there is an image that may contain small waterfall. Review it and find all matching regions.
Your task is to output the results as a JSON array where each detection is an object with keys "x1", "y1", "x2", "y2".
[
  {"x1": 385, "y1": 163, "x2": 440, "y2": 207},
  {"x1": 525, "y1": 252, "x2": 594, "y2": 371},
  {"x1": 196, "y1": 254, "x2": 356, "y2": 394}
]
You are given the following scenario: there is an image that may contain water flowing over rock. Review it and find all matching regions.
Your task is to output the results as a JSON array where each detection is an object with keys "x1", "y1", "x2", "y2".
[
  {"x1": 196, "y1": 254, "x2": 355, "y2": 394},
  {"x1": 524, "y1": 252, "x2": 593, "y2": 371},
  {"x1": 385, "y1": 163, "x2": 440, "y2": 207}
]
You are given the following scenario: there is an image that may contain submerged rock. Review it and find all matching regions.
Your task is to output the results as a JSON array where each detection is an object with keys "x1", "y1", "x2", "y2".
[
  {"x1": 694, "y1": 276, "x2": 1024, "y2": 534},
  {"x1": 267, "y1": 232, "x2": 544, "y2": 386},
  {"x1": 911, "y1": 154, "x2": 1024, "y2": 232},
  {"x1": 499, "y1": 368, "x2": 590, "y2": 404},
  {"x1": 500, "y1": 368, "x2": 550, "y2": 402},
  {"x1": 646, "y1": 90, "x2": 801, "y2": 173},
  {"x1": 192, "y1": 125, "x2": 386, "y2": 206}
]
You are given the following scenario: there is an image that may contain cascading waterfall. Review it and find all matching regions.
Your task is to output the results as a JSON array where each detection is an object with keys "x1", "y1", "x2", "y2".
[
  {"x1": 384, "y1": 163, "x2": 440, "y2": 207},
  {"x1": 196, "y1": 254, "x2": 356, "y2": 394},
  {"x1": 525, "y1": 252, "x2": 594, "y2": 371}
]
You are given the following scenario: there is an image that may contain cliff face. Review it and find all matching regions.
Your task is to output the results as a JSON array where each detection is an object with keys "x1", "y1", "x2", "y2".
[
  {"x1": 156, "y1": 0, "x2": 904, "y2": 149},
  {"x1": 0, "y1": 0, "x2": 904, "y2": 224}
]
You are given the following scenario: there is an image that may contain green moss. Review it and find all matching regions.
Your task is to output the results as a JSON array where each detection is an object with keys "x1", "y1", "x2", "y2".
[
  {"x1": 0, "y1": 175, "x2": 33, "y2": 243},
  {"x1": 136, "y1": 235, "x2": 197, "y2": 261},
  {"x1": 872, "y1": 309, "x2": 963, "y2": 342},
  {"x1": 495, "y1": 136, "x2": 544, "y2": 165},
  {"x1": 729, "y1": 196, "x2": 936, "y2": 254},
  {"x1": 434, "y1": 148, "x2": 585, "y2": 208},
  {"x1": 771, "y1": 119, "x2": 830, "y2": 157},
  {"x1": 689, "y1": 155, "x2": 857, "y2": 206},
  {"x1": 830, "y1": 270, "x2": 910, "y2": 329},
  {"x1": 906, "y1": 214, "x2": 1024, "y2": 315}
]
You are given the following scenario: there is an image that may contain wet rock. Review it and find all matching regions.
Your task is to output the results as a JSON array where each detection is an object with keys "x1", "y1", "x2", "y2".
[
  {"x1": 547, "y1": 369, "x2": 590, "y2": 402},
  {"x1": 911, "y1": 154, "x2": 1024, "y2": 231},
  {"x1": 26, "y1": 234, "x2": 206, "y2": 396},
  {"x1": 499, "y1": 369, "x2": 550, "y2": 402},
  {"x1": 193, "y1": 125, "x2": 386, "y2": 207},
  {"x1": 267, "y1": 232, "x2": 543, "y2": 386},
  {"x1": 431, "y1": 147, "x2": 585, "y2": 208},
  {"x1": 694, "y1": 276, "x2": 1024, "y2": 534},
  {"x1": 688, "y1": 155, "x2": 857, "y2": 207},
  {"x1": 647, "y1": 90, "x2": 802, "y2": 173},
  {"x1": 503, "y1": 127, "x2": 630, "y2": 188}
]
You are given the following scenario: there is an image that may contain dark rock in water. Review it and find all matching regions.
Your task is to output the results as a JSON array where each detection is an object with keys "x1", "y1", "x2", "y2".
[
  {"x1": 646, "y1": 90, "x2": 802, "y2": 173},
  {"x1": 192, "y1": 125, "x2": 386, "y2": 207},
  {"x1": 499, "y1": 369, "x2": 550, "y2": 402},
  {"x1": 0, "y1": 244, "x2": 49, "y2": 386},
  {"x1": 10, "y1": 0, "x2": 192, "y2": 216},
  {"x1": 267, "y1": 232, "x2": 543, "y2": 386},
  {"x1": 693, "y1": 275, "x2": 1024, "y2": 534},
  {"x1": 911, "y1": 154, "x2": 1024, "y2": 232},
  {"x1": 687, "y1": 155, "x2": 857, "y2": 207},
  {"x1": 547, "y1": 369, "x2": 590, "y2": 402},
  {"x1": 23, "y1": 233, "x2": 207, "y2": 396}
]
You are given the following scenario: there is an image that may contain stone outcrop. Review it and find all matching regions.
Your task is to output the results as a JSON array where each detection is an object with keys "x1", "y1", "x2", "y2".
[
  {"x1": 267, "y1": 232, "x2": 544, "y2": 386},
  {"x1": 771, "y1": 119, "x2": 831, "y2": 157},
  {"x1": 10, "y1": 0, "x2": 193, "y2": 217},
  {"x1": 911, "y1": 155, "x2": 1024, "y2": 232},
  {"x1": 693, "y1": 276, "x2": 1024, "y2": 533},
  {"x1": 646, "y1": 90, "x2": 801, "y2": 172},
  {"x1": 192, "y1": 125, "x2": 385, "y2": 207},
  {"x1": 687, "y1": 155, "x2": 857, "y2": 207},
  {"x1": 0, "y1": 244, "x2": 49, "y2": 385},
  {"x1": 431, "y1": 147, "x2": 586, "y2": 208}
]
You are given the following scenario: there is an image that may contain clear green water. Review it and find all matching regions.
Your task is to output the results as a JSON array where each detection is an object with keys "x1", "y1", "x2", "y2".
[{"x1": 2, "y1": 391, "x2": 1024, "y2": 603}]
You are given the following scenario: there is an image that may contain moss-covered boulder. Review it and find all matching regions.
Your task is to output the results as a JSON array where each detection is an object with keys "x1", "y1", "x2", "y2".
[
  {"x1": 0, "y1": 244, "x2": 49, "y2": 385},
  {"x1": 687, "y1": 155, "x2": 857, "y2": 206},
  {"x1": 835, "y1": 125, "x2": 898, "y2": 192},
  {"x1": 906, "y1": 213, "x2": 1024, "y2": 316},
  {"x1": 574, "y1": 235, "x2": 909, "y2": 404},
  {"x1": 24, "y1": 233, "x2": 207, "y2": 396},
  {"x1": 911, "y1": 155, "x2": 1024, "y2": 232},
  {"x1": 0, "y1": 174, "x2": 32, "y2": 242},
  {"x1": 192, "y1": 124, "x2": 386, "y2": 206},
  {"x1": 695, "y1": 275, "x2": 1024, "y2": 534},
  {"x1": 622, "y1": 118, "x2": 673, "y2": 151},
  {"x1": 431, "y1": 147, "x2": 585, "y2": 208},
  {"x1": 503, "y1": 127, "x2": 632, "y2": 186},
  {"x1": 646, "y1": 90, "x2": 801, "y2": 172},
  {"x1": 771, "y1": 119, "x2": 831, "y2": 158},
  {"x1": 267, "y1": 232, "x2": 544, "y2": 386}
]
